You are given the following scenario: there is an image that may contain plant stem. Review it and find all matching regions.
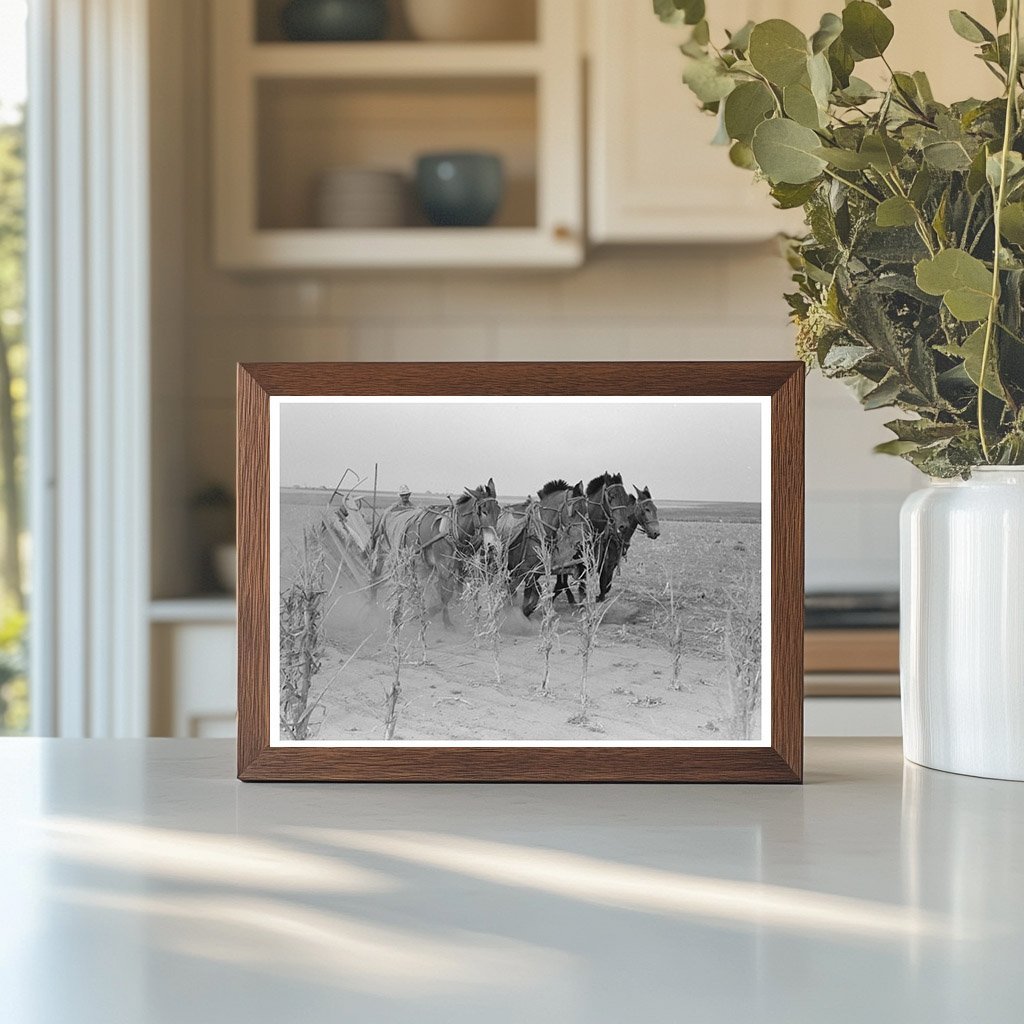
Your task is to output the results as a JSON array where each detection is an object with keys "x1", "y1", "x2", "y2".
[
  {"x1": 822, "y1": 168, "x2": 879, "y2": 205},
  {"x1": 979, "y1": 0, "x2": 1021, "y2": 462}
]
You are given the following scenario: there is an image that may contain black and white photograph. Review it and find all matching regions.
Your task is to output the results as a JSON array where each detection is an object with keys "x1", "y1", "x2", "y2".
[{"x1": 270, "y1": 396, "x2": 770, "y2": 747}]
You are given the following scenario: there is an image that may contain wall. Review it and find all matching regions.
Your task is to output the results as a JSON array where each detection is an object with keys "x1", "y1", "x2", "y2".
[{"x1": 159, "y1": 0, "x2": 919, "y2": 598}]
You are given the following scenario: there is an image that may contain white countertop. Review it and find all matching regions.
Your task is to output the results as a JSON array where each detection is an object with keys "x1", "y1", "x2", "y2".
[{"x1": 0, "y1": 738, "x2": 1020, "y2": 1023}]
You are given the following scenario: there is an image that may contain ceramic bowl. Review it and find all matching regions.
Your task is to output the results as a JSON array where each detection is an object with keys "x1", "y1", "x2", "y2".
[
  {"x1": 403, "y1": 0, "x2": 534, "y2": 42},
  {"x1": 316, "y1": 168, "x2": 407, "y2": 228},
  {"x1": 415, "y1": 152, "x2": 504, "y2": 228},
  {"x1": 281, "y1": 0, "x2": 388, "y2": 42}
]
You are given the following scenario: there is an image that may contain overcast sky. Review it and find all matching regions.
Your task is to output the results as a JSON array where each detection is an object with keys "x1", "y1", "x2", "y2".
[{"x1": 277, "y1": 398, "x2": 763, "y2": 503}]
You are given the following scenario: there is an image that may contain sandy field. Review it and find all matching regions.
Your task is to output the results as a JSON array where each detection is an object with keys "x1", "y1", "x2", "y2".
[{"x1": 278, "y1": 491, "x2": 762, "y2": 743}]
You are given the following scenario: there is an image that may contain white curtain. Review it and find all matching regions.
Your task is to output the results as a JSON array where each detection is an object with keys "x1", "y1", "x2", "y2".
[{"x1": 28, "y1": 0, "x2": 150, "y2": 736}]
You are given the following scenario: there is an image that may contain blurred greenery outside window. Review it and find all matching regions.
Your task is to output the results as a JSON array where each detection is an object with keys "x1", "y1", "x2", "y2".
[{"x1": 0, "y1": 0, "x2": 28, "y2": 734}]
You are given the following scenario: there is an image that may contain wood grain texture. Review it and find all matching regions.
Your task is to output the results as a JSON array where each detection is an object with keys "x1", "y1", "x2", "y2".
[
  {"x1": 805, "y1": 629, "x2": 899, "y2": 674},
  {"x1": 236, "y1": 361, "x2": 805, "y2": 783}
]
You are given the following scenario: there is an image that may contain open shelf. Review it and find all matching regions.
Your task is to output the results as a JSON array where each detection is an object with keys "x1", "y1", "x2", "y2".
[
  {"x1": 212, "y1": 0, "x2": 582, "y2": 268},
  {"x1": 257, "y1": 76, "x2": 538, "y2": 232}
]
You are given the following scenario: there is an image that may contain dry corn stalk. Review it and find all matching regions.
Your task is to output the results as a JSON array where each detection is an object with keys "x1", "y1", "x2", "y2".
[
  {"x1": 571, "y1": 532, "x2": 617, "y2": 724},
  {"x1": 280, "y1": 528, "x2": 326, "y2": 740},
  {"x1": 383, "y1": 544, "x2": 419, "y2": 740},
  {"x1": 721, "y1": 567, "x2": 762, "y2": 740},
  {"x1": 459, "y1": 549, "x2": 510, "y2": 686},
  {"x1": 535, "y1": 521, "x2": 560, "y2": 693}
]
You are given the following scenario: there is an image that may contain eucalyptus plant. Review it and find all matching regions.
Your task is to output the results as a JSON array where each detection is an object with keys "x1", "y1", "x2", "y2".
[{"x1": 657, "y1": 0, "x2": 1024, "y2": 475}]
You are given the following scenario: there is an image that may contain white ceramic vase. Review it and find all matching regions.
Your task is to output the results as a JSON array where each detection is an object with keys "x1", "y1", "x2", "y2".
[{"x1": 901, "y1": 467, "x2": 1024, "y2": 780}]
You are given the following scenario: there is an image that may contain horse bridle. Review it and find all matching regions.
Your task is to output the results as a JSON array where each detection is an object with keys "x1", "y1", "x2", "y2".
[
  {"x1": 588, "y1": 483, "x2": 631, "y2": 535},
  {"x1": 451, "y1": 490, "x2": 498, "y2": 549},
  {"x1": 634, "y1": 497, "x2": 658, "y2": 537}
]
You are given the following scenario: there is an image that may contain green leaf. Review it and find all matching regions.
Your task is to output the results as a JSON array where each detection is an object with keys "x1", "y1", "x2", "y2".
[
  {"x1": 784, "y1": 80, "x2": 824, "y2": 129},
  {"x1": 771, "y1": 180, "x2": 820, "y2": 209},
  {"x1": 874, "y1": 439, "x2": 922, "y2": 455},
  {"x1": 932, "y1": 190, "x2": 950, "y2": 247},
  {"x1": 986, "y1": 150, "x2": 1024, "y2": 191},
  {"x1": 860, "y1": 133, "x2": 904, "y2": 173},
  {"x1": 948, "y1": 10, "x2": 994, "y2": 44},
  {"x1": 939, "y1": 325, "x2": 1006, "y2": 398},
  {"x1": 842, "y1": 1, "x2": 895, "y2": 59},
  {"x1": 837, "y1": 76, "x2": 879, "y2": 104},
  {"x1": 885, "y1": 418, "x2": 964, "y2": 443},
  {"x1": 724, "y1": 20, "x2": 755, "y2": 53},
  {"x1": 967, "y1": 144, "x2": 991, "y2": 193},
  {"x1": 909, "y1": 164, "x2": 933, "y2": 205},
  {"x1": 827, "y1": 36, "x2": 855, "y2": 88},
  {"x1": 1000, "y1": 203, "x2": 1024, "y2": 244},
  {"x1": 682, "y1": 57, "x2": 736, "y2": 104},
  {"x1": 993, "y1": 0, "x2": 1008, "y2": 24},
  {"x1": 862, "y1": 375, "x2": 903, "y2": 409},
  {"x1": 808, "y1": 51, "x2": 833, "y2": 109},
  {"x1": 729, "y1": 140, "x2": 757, "y2": 169},
  {"x1": 923, "y1": 140, "x2": 972, "y2": 171},
  {"x1": 723, "y1": 81, "x2": 775, "y2": 144},
  {"x1": 810, "y1": 12, "x2": 843, "y2": 54},
  {"x1": 653, "y1": 0, "x2": 705, "y2": 26},
  {"x1": 915, "y1": 249, "x2": 994, "y2": 322},
  {"x1": 748, "y1": 20, "x2": 809, "y2": 86},
  {"x1": 876, "y1": 197, "x2": 918, "y2": 228},
  {"x1": 913, "y1": 71, "x2": 935, "y2": 104},
  {"x1": 814, "y1": 146, "x2": 872, "y2": 170},
  {"x1": 751, "y1": 118, "x2": 828, "y2": 184}
]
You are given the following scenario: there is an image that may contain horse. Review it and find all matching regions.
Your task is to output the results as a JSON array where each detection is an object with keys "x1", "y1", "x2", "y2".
[
  {"x1": 371, "y1": 478, "x2": 500, "y2": 629},
  {"x1": 551, "y1": 472, "x2": 631, "y2": 604},
  {"x1": 498, "y1": 479, "x2": 588, "y2": 619},
  {"x1": 555, "y1": 481, "x2": 660, "y2": 605}
]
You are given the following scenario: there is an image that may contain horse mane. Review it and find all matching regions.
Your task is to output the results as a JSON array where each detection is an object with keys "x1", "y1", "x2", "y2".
[
  {"x1": 538, "y1": 478, "x2": 570, "y2": 498},
  {"x1": 586, "y1": 471, "x2": 623, "y2": 495}
]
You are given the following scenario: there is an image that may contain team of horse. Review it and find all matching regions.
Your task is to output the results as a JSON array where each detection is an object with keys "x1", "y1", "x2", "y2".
[{"x1": 370, "y1": 472, "x2": 660, "y2": 626}]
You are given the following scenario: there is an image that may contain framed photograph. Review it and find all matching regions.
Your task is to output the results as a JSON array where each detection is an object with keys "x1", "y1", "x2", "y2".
[{"x1": 237, "y1": 362, "x2": 803, "y2": 782}]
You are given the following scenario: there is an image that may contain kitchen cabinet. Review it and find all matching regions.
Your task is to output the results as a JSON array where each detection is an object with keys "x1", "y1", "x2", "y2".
[
  {"x1": 211, "y1": 0, "x2": 583, "y2": 269},
  {"x1": 150, "y1": 601, "x2": 237, "y2": 738},
  {"x1": 587, "y1": 0, "x2": 998, "y2": 244}
]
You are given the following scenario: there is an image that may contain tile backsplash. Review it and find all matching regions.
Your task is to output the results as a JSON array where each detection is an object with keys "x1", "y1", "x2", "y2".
[{"x1": 181, "y1": 246, "x2": 916, "y2": 592}]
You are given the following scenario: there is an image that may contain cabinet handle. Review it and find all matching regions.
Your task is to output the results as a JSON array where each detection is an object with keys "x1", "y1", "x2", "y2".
[{"x1": 553, "y1": 224, "x2": 574, "y2": 241}]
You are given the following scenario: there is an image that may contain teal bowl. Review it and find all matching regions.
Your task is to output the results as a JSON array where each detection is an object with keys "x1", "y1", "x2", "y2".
[
  {"x1": 415, "y1": 153, "x2": 505, "y2": 228},
  {"x1": 281, "y1": 0, "x2": 388, "y2": 42}
]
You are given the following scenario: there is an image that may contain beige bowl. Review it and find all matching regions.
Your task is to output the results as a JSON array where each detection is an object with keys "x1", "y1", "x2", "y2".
[
  {"x1": 315, "y1": 168, "x2": 408, "y2": 228},
  {"x1": 403, "y1": 0, "x2": 535, "y2": 41}
]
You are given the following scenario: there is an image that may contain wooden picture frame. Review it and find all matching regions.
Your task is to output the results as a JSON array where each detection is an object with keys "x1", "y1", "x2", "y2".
[{"x1": 237, "y1": 362, "x2": 804, "y2": 782}]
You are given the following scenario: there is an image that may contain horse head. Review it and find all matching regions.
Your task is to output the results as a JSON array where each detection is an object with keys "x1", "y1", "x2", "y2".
[
  {"x1": 633, "y1": 484, "x2": 661, "y2": 539},
  {"x1": 542, "y1": 479, "x2": 588, "y2": 570},
  {"x1": 602, "y1": 472, "x2": 632, "y2": 535},
  {"x1": 457, "y1": 478, "x2": 500, "y2": 553}
]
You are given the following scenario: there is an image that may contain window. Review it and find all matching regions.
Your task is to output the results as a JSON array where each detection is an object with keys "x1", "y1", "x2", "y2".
[{"x1": 0, "y1": 0, "x2": 28, "y2": 734}]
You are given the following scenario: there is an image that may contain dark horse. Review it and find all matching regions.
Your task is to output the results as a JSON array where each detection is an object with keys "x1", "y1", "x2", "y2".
[
  {"x1": 498, "y1": 479, "x2": 588, "y2": 618},
  {"x1": 556, "y1": 479, "x2": 660, "y2": 604},
  {"x1": 371, "y1": 479, "x2": 500, "y2": 629}
]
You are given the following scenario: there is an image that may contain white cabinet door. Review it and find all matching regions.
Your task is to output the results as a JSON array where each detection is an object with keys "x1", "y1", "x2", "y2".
[
  {"x1": 587, "y1": 0, "x2": 810, "y2": 242},
  {"x1": 587, "y1": 0, "x2": 997, "y2": 244}
]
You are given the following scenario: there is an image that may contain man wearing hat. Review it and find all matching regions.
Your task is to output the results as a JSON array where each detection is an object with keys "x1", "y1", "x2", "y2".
[{"x1": 392, "y1": 484, "x2": 414, "y2": 510}]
